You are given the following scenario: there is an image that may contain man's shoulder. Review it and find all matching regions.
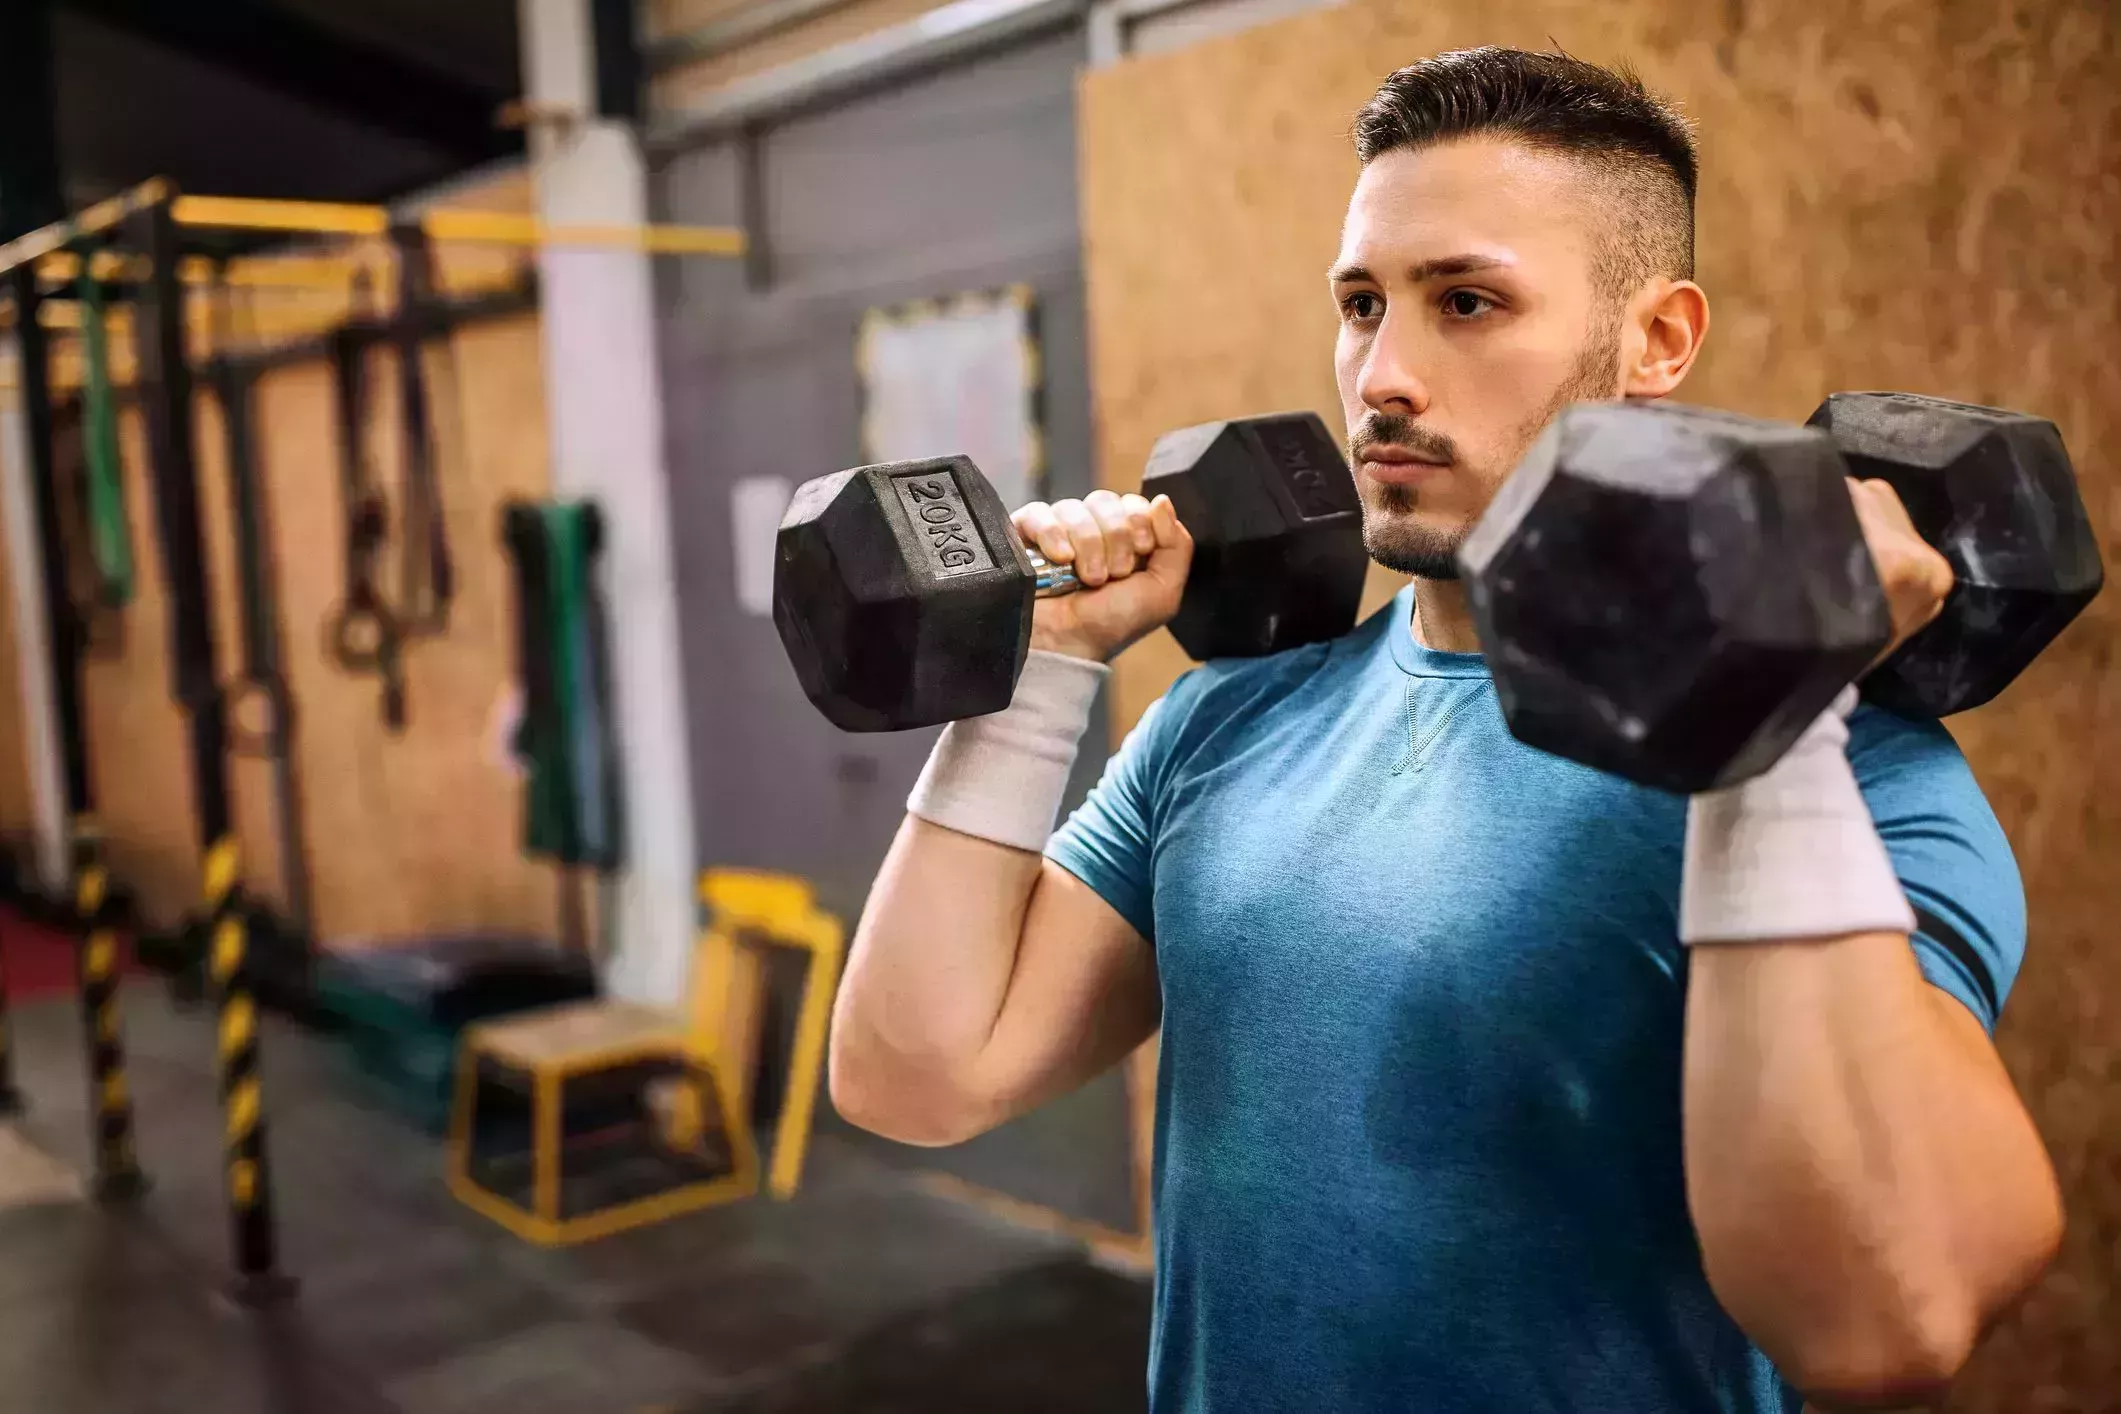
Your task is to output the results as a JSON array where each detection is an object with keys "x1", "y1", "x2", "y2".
[
  {"x1": 1153, "y1": 601, "x2": 1395, "y2": 737},
  {"x1": 1846, "y1": 704, "x2": 2026, "y2": 1027},
  {"x1": 1846, "y1": 703, "x2": 1982, "y2": 791},
  {"x1": 1847, "y1": 703, "x2": 2016, "y2": 863}
]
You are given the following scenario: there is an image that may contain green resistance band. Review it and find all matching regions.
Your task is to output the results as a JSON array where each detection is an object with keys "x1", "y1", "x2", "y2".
[{"x1": 76, "y1": 274, "x2": 134, "y2": 608}]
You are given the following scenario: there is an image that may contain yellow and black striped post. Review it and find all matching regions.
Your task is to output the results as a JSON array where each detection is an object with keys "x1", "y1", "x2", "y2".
[
  {"x1": 202, "y1": 837, "x2": 288, "y2": 1296},
  {"x1": 71, "y1": 823, "x2": 145, "y2": 1200},
  {"x1": 203, "y1": 836, "x2": 290, "y2": 1303}
]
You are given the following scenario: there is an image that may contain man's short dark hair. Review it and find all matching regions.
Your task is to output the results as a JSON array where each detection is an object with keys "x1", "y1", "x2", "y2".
[{"x1": 1352, "y1": 47, "x2": 1697, "y2": 300}]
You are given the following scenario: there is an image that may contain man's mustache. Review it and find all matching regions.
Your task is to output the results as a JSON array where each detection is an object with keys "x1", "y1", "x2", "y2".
[{"x1": 1347, "y1": 414, "x2": 1459, "y2": 466}]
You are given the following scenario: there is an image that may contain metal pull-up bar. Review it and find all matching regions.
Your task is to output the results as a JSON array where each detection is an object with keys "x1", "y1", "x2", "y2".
[
  {"x1": 0, "y1": 178, "x2": 175, "y2": 281},
  {"x1": 0, "y1": 178, "x2": 748, "y2": 280},
  {"x1": 172, "y1": 196, "x2": 748, "y2": 257}
]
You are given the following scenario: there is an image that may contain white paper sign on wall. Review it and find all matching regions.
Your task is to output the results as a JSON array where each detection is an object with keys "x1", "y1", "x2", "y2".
[
  {"x1": 857, "y1": 284, "x2": 1044, "y2": 510},
  {"x1": 731, "y1": 475, "x2": 793, "y2": 618}
]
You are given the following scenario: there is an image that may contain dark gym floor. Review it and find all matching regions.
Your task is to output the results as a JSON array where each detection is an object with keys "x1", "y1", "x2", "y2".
[{"x1": 0, "y1": 971, "x2": 1151, "y2": 1414}]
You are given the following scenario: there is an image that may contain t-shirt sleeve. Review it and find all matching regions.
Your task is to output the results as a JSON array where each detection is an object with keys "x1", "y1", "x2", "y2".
[
  {"x1": 1850, "y1": 709, "x2": 2028, "y2": 1033},
  {"x1": 1043, "y1": 682, "x2": 1191, "y2": 944}
]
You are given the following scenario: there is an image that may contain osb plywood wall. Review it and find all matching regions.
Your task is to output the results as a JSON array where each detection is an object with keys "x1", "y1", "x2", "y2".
[
  {"x1": 238, "y1": 319, "x2": 559, "y2": 943},
  {"x1": 78, "y1": 406, "x2": 194, "y2": 916},
  {"x1": 1080, "y1": 0, "x2": 2119, "y2": 1405},
  {"x1": 48, "y1": 194, "x2": 563, "y2": 944},
  {"x1": 648, "y1": 0, "x2": 756, "y2": 34}
]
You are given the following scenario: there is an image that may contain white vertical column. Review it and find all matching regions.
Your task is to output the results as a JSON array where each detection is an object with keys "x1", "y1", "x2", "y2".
[
  {"x1": 0, "y1": 336, "x2": 68, "y2": 891},
  {"x1": 519, "y1": 0, "x2": 698, "y2": 1005}
]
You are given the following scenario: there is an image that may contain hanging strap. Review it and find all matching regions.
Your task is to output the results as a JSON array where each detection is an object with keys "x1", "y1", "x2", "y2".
[
  {"x1": 388, "y1": 222, "x2": 455, "y2": 636},
  {"x1": 323, "y1": 266, "x2": 406, "y2": 729},
  {"x1": 208, "y1": 267, "x2": 285, "y2": 754}
]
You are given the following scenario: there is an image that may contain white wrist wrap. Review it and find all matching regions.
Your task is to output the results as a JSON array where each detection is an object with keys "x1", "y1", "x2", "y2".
[
  {"x1": 906, "y1": 649, "x2": 1108, "y2": 853},
  {"x1": 1680, "y1": 689, "x2": 1916, "y2": 945}
]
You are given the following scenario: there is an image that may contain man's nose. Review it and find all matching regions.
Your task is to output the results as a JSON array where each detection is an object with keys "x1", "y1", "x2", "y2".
[{"x1": 1357, "y1": 317, "x2": 1431, "y2": 417}]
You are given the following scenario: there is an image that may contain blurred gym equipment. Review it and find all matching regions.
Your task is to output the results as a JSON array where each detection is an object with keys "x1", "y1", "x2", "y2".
[{"x1": 449, "y1": 869, "x2": 842, "y2": 1246}]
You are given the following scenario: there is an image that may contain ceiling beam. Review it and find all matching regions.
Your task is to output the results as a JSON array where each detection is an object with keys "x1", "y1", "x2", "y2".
[{"x1": 59, "y1": 0, "x2": 521, "y2": 165}]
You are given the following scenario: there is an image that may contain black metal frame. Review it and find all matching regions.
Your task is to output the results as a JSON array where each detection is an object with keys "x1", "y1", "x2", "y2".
[
  {"x1": 592, "y1": 0, "x2": 644, "y2": 126},
  {"x1": 130, "y1": 192, "x2": 292, "y2": 1302},
  {"x1": 4, "y1": 155, "x2": 541, "y2": 1288},
  {"x1": 206, "y1": 271, "x2": 316, "y2": 974}
]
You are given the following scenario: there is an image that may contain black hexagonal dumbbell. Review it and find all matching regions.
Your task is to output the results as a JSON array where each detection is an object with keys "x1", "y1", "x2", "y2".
[
  {"x1": 1460, "y1": 394, "x2": 2103, "y2": 793},
  {"x1": 1806, "y1": 393, "x2": 2105, "y2": 719},
  {"x1": 774, "y1": 412, "x2": 1368, "y2": 732}
]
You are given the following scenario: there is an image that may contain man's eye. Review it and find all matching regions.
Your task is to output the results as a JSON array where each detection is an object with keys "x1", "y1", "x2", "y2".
[
  {"x1": 1341, "y1": 292, "x2": 1383, "y2": 322},
  {"x1": 1443, "y1": 289, "x2": 1495, "y2": 319}
]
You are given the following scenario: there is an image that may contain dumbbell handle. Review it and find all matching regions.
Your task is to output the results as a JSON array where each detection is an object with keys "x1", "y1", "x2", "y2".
[{"x1": 1023, "y1": 545, "x2": 1083, "y2": 598}]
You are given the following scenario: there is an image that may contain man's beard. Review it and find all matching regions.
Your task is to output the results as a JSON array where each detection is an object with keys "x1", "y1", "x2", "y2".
[{"x1": 1351, "y1": 325, "x2": 1623, "y2": 580}]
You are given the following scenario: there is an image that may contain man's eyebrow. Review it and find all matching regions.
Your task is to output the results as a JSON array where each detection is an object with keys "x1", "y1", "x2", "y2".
[{"x1": 1328, "y1": 254, "x2": 1514, "y2": 284}]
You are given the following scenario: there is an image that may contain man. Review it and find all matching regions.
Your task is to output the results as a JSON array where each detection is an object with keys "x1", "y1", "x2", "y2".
[{"x1": 828, "y1": 47, "x2": 2063, "y2": 1412}]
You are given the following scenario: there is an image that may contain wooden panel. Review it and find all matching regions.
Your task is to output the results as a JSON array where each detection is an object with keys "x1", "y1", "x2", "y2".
[
  {"x1": 233, "y1": 311, "x2": 561, "y2": 944},
  {"x1": 649, "y1": 0, "x2": 777, "y2": 42},
  {"x1": 18, "y1": 168, "x2": 557, "y2": 938},
  {"x1": 68, "y1": 254, "x2": 558, "y2": 946},
  {"x1": 650, "y1": 0, "x2": 945, "y2": 111},
  {"x1": 80, "y1": 403, "x2": 199, "y2": 918},
  {"x1": 1079, "y1": 0, "x2": 2121, "y2": 1403},
  {"x1": 0, "y1": 179, "x2": 547, "y2": 901},
  {"x1": 475, "y1": 999, "x2": 679, "y2": 1065}
]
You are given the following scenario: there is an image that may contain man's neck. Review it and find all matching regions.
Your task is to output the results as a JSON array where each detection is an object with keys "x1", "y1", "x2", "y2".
[{"x1": 1409, "y1": 579, "x2": 1484, "y2": 654}]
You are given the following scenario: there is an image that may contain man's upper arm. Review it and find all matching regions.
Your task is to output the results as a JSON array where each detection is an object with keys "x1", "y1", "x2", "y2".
[
  {"x1": 959, "y1": 686, "x2": 1195, "y2": 1115},
  {"x1": 1853, "y1": 711, "x2": 2028, "y2": 1033},
  {"x1": 1045, "y1": 685, "x2": 1190, "y2": 943},
  {"x1": 968, "y1": 860, "x2": 1160, "y2": 1116},
  {"x1": 951, "y1": 689, "x2": 1187, "y2": 1116}
]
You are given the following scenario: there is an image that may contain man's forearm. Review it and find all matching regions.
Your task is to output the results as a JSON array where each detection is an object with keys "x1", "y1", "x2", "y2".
[
  {"x1": 1683, "y1": 933, "x2": 2062, "y2": 1403},
  {"x1": 829, "y1": 649, "x2": 1111, "y2": 1144},
  {"x1": 834, "y1": 816, "x2": 1041, "y2": 1084}
]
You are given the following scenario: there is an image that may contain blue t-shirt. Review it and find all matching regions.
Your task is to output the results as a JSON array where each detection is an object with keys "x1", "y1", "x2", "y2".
[{"x1": 1045, "y1": 585, "x2": 2025, "y2": 1414}]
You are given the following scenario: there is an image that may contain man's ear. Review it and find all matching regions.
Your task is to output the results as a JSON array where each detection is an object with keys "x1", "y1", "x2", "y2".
[{"x1": 1621, "y1": 279, "x2": 1710, "y2": 398}]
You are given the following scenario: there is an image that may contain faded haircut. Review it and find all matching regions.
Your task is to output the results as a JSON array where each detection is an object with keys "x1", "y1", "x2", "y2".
[{"x1": 1352, "y1": 47, "x2": 1697, "y2": 303}]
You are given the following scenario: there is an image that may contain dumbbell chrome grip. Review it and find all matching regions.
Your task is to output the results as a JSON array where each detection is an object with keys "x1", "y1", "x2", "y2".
[{"x1": 1023, "y1": 545, "x2": 1083, "y2": 598}]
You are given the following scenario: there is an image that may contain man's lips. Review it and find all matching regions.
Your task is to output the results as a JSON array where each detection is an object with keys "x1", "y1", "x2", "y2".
[{"x1": 1356, "y1": 446, "x2": 1451, "y2": 485}]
